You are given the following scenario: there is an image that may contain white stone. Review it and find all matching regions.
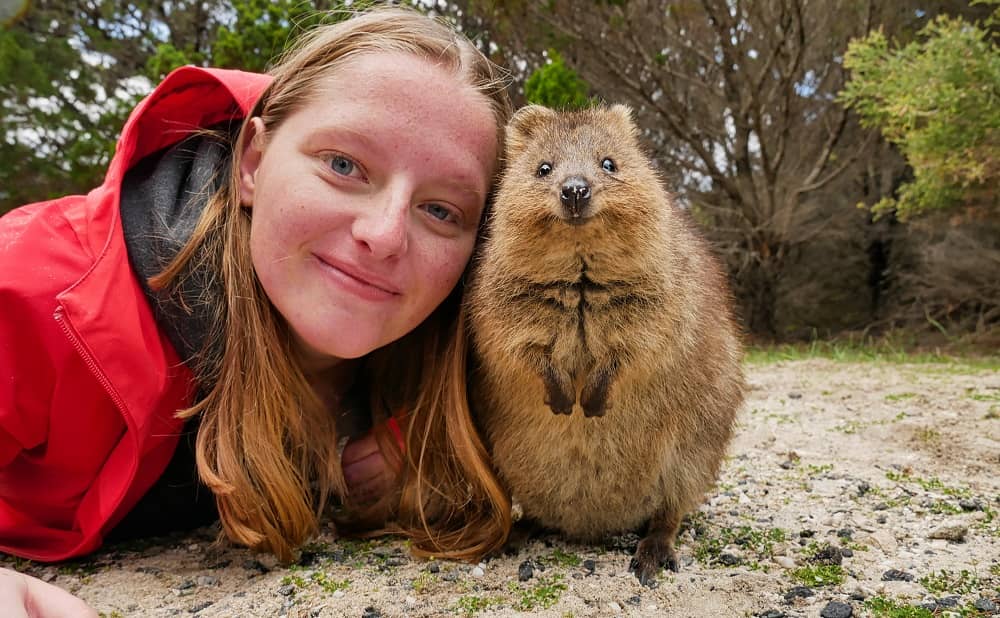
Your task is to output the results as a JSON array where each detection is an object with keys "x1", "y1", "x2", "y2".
[
  {"x1": 332, "y1": 591, "x2": 345, "y2": 599},
  {"x1": 471, "y1": 566, "x2": 485, "y2": 577},
  {"x1": 774, "y1": 556, "x2": 797, "y2": 569},
  {"x1": 867, "y1": 530, "x2": 898, "y2": 554},
  {"x1": 607, "y1": 601, "x2": 622, "y2": 613}
]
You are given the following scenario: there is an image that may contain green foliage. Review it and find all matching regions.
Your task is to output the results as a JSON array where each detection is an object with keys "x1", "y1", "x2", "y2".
[
  {"x1": 146, "y1": 0, "x2": 360, "y2": 79},
  {"x1": 864, "y1": 597, "x2": 935, "y2": 618},
  {"x1": 839, "y1": 5, "x2": 1000, "y2": 219},
  {"x1": 524, "y1": 49, "x2": 591, "y2": 110},
  {"x1": 791, "y1": 564, "x2": 846, "y2": 587}
]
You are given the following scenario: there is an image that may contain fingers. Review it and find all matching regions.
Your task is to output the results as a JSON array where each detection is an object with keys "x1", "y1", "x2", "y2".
[
  {"x1": 341, "y1": 432, "x2": 381, "y2": 467},
  {"x1": 0, "y1": 567, "x2": 98, "y2": 618}
]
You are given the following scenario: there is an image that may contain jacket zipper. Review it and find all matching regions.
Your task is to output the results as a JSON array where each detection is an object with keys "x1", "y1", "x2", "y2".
[{"x1": 54, "y1": 307, "x2": 130, "y2": 417}]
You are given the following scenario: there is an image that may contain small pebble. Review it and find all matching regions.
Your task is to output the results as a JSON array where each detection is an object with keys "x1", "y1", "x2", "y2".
[
  {"x1": 784, "y1": 586, "x2": 814, "y2": 601},
  {"x1": 757, "y1": 611, "x2": 785, "y2": 618},
  {"x1": 881, "y1": 569, "x2": 914, "y2": 582},
  {"x1": 332, "y1": 590, "x2": 345, "y2": 599},
  {"x1": 404, "y1": 596, "x2": 416, "y2": 605},
  {"x1": 427, "y1": 562, "x2": 440, "y2": 574},
  {"x1": 935, "y1": 596, "x2": 959, "y2": 608},
  {"x1": 774, "y1": 556, "x2": 796, "y2": 569},
  {"x1": 788, "y1": 392, "x2": 802, "y2": 399},
  {"x1": 959, "y1": 498, "x2": 982, "y2": 511},
  {"x1": 195, "y1": 575, "x2": 218, "y2": 587},
  {"x1": 841, "y1": 548, "x2": 854, "y2": 558},
  {"x1": 361, "y1": 607, "x2": 383, "y2": 618},
  {"x1": 819, "y1": 600, "x2": 853, "y2": 618},
  {"x1": 927, "y1": 524, "x2": 967, "y2": 542},
  {"x1": 277, "y1": 585, "x2": 295, "y2": 596},
  {"x1": 470, "y1": 566, "x2": 485, "y2": 577},
  {"x1": 582, "y1": 559, "x2": 596, "y2": 575},
  {"x1": 974, "y1": 598, "x2": 998, "y2": 612},
  {"x1": 188, "y1": 601, "x2": 213, "y2": 613},
  {"x1": 626, "y1": 595, "x2": 641, "y2": 606},
  {"x1": 607, "y1": 601, "x2": 622, "y2": 612},
  {"x1": 517, "y1": 560, "x2": 534, "y2": 582},
  {"x1": 177, "y1": 580, "x2": 195, "y2": 591}
]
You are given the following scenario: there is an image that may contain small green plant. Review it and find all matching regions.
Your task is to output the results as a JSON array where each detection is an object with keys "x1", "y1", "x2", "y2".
[
  {"x1": 928, "y1": 500, "x2": 962, "y2": 514},
  {"x1": 281, "y1": 574, "x2": 306, "y2": 587},
  {"x1": 913, "y1": 427, "x2": 940, "y2": 443},
  {"x1": 511, "y1": 574, "x2": 567, "y2": 611},
  {"x1": 545, "y1": 548, "x2": 582, "y2": 568},
  {"x1": 455, "y1": 593, "x2": 504, "y2": 615},
  {"x1": 919, "y1": 569, "x2": 979, "y2": 595},
  {"x1": 885, "y1": 470, "x2": 972, "y2": 498},
  {"x1": 311, "y1": 571, "x2": 349, "y2": 593},
  {"x1": 863, "y1": 596, "x2": 934, "y2": 618},
  {"x1": 885, "y1": 392, "x2": 918, "y2": 402},
  {"x1": 807, "y1": 463, "x2": 834, "y2": 475},
  {"x1": 967, "y1": 388, "x2": 1000, "y2": 402},
  {"x1": 411, "y1": 570, "x2": 436, "y2": 594},
  {"x1": 99, "y1": 612, "x2": 126, "y2": 618},
  {"x1": 791, "y1": 564, "x2": 845, "y2": 587}
]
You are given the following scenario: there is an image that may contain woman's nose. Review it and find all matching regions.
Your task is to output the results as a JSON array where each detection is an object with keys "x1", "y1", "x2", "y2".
[{"x1": 351, "y1": 191, "x2": 409, "y2": 259}]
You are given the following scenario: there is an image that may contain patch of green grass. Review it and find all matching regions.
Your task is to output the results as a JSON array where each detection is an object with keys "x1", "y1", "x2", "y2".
[
  {"x1": 791, "y1": 564, "x2": 845, "y2": 587},
  {"x1": 281, "y1": 574, "x2": 307, "y2": 588},
  {"x1": 693, "y1": 525, "x2": 786, "y2": 568},
  {"x1": 885, "y1": 392, "x2": 918, "y2": 402},
  {"x1": 745, "y1": 332, "x2": 1000, "y2": 368},
  {"x1": 510, "y1": 574, "x2": 567, "y2": 611},
  {"x1": 311, "y1": 571, "x2": 349, "y2": 593},
  {"x1": 455, "y1": 593, "x2": 504, "y2": 615},
  {"x1": 544, "y1": 548, "x2": 582, "y2": 568},
  {"x1": 986, "y1": 404, "x2": 1000, "y2": 419},
  {"x1": 919, "y1": 569, "x2": 980, "y2": 595},
  {"x1": 967, "y1": 388, "x2": 1000, "y2": 402},
  {"x1": 863, "y1": 596, "x2": 934, "y2": 618},
  {"x1": 913, "y1": 427, "x2": 941, "y2": 443},
  {"x1": 928, "y1": 500, "x2": 962, "y2": 514},
  {"x1": 411, "y1": 571, "x2": 436, "y2": 594},
  {"x1": 884, "y1": 470, "x2": 973, "y2": 498},
  {"x1": 806, "y1": 463, "x2": 834, "y2": 475},
  {"x1": 99, "y1": 613, "x2": 125, "y2": 618}
]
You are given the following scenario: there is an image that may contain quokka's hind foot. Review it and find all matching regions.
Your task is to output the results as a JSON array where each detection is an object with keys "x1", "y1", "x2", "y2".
[{"x1": 627, "y1": 506, "x2": 683, "y2": 587}]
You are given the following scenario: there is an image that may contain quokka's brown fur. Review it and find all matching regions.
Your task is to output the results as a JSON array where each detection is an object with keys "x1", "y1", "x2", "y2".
[{"x1": 465, "y1": 104, "x2": 746, "y2": 584}]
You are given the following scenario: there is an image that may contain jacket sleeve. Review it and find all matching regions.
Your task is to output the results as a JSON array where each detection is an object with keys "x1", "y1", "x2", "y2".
[{"x1": 0, "y1": 202, "x2": 75, "y2": 467}]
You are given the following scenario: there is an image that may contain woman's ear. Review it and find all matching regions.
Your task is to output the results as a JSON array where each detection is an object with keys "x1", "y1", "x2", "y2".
[{"x1": 238, "y1": 117, "x2": 267, "y2": 207}]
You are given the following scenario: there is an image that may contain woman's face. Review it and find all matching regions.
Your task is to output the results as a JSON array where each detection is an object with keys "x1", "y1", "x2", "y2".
[{"x1": 239, "y1": 51, "x2": 497, "y2": 370}]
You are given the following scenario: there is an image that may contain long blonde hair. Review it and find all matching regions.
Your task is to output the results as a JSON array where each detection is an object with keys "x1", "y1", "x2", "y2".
[{"x1": 151, "y1": 6, "x2": 513, "y2": 561}]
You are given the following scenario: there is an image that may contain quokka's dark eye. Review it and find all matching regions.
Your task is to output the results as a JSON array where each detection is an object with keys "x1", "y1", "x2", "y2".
[
  {"x1": 601, "y1": 158, "x2": 617, "y2": 173},
  {"x1": 537, "y1": 162, "x2": 553, "y2": 177}
]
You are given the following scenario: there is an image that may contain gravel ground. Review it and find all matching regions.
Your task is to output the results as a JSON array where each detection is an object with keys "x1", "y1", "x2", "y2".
[{"x1": 5, "y1": 359, "x2": 999, "y2": 618}]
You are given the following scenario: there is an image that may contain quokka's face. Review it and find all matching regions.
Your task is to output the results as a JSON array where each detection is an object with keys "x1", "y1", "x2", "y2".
[{"x1": 493, "y1": 104, "x2": 658, "y2": 230}]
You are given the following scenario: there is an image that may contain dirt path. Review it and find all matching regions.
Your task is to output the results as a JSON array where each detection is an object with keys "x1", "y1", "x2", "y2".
[{"x1": 6, "y1": 359, "x2": 999, "y2": 617}]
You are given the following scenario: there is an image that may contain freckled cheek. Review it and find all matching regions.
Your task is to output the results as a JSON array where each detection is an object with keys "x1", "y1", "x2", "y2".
[{"x1": 414, "y1": 240, "x2": 476, "y2": 304}]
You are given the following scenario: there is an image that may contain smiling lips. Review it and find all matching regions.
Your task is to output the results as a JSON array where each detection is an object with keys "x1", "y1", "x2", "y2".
[{"x1": 315, "y1": 255, "x2": 402, "y2": 301}]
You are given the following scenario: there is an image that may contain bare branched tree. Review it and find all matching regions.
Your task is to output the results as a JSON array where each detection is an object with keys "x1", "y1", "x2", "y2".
[{"x1": 448, "y1": 0, "x2": 911, "y2": 336}]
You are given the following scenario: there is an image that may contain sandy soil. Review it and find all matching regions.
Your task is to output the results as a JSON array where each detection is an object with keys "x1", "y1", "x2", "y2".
[{"x1": 5, "y1": 359, "x2": 999, "y2": 618}]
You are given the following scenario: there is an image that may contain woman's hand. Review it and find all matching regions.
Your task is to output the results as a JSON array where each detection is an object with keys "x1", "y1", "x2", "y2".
[
  {"x1": 341, "y1": 431, "x2": 399, "y2": 505},
  {"x1": 0, "y1": 567, "x2": 98, "y2": 618}
]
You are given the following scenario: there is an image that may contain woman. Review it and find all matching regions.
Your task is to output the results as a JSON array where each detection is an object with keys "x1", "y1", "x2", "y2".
[{"x1": 0, "y1": 6, "x2": 513, "y2": 614}]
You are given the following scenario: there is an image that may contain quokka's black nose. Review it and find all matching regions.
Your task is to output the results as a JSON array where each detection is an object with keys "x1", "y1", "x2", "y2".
[{"x1": 559, "y1": 176, "x2": 592, "y2": 216}]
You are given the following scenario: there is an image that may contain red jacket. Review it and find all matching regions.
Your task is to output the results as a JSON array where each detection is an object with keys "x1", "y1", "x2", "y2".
[{"x1": 0, "y1": 67, "x2": 271, "y2": 561}]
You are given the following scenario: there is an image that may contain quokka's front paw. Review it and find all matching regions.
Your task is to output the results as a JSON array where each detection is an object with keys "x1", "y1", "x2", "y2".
[
  {"x1": 544, "y1": 389, "x2": 575, "y2": 415},
  {"x1": 542, "y1": 365, "x2": 576, "y2": 415}
]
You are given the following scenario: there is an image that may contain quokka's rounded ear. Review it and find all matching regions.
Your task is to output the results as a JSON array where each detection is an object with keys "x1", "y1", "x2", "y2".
[
  {"x1": 606, "y1": 103, "x2": 639, "y2": 138},
  {"x1": 506, "y1": 105, "x2": 557, "y2": 153}
]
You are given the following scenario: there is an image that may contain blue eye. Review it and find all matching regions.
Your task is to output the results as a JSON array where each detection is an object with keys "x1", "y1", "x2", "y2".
[
  {"x1": 425, "y1": 203, "x2": 452, "y2": 221},
  {"x1": 330, "y1": 155, "x2": 355, "y2": 176}
]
